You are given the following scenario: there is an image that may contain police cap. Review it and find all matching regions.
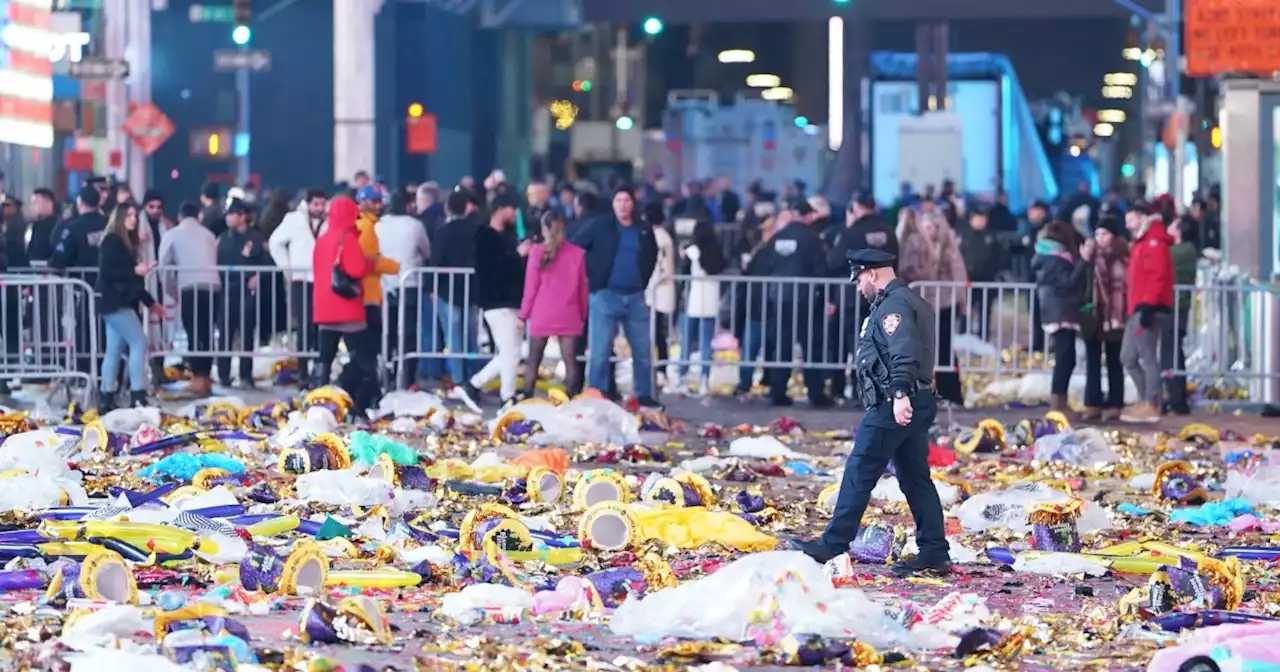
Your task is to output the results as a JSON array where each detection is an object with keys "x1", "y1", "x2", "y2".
[{"x1": 847, "y1": 248, "x2": 896, "y2": 277}]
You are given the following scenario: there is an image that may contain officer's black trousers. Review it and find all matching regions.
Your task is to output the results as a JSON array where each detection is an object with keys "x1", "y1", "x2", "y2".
[{"x1": 820, "y1": 394, "x2": 949, "y2": 560}]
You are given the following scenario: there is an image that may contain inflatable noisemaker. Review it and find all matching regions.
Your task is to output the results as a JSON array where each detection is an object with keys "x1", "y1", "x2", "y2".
[
  {"x1": 1176, "y1": 423, "x2": 1220, "y2": 444},
  {"x1": 577, "y1": 501, "x2": 640, "y2": 551},
  {"x1": 581, "y1": 552, "x2": 678, "y2": 609},
  {"x1": 238, "y1": 542, "x2": 329, "y2": 595},
  {"x1": 129, "y1": 429, "x2": 267, "y2": 455},
  {"x1": 1014, "y1": 411, "x2": 1070, "y2": 446},
  {"x1": 457, "y1": 503, "x2": 534, "y2": 559},
  {"x1": 953, "y1": 419, "x2": 1007, "y2": 455},
  {"x1": 642, "y1": 472, "x2": 716, "y2": 508},
  {"x1": 365, "y1": 453, "x2": 434, "y2": 491},
  {"x1": 191, "y1": 468, "x2": 243, "y2": 490},
  {"x1": 501, "y1": 466, "x2": 564, "y2": 506},
  {"x1": 272, "y1": 359, "x2": 300, "y2": 387},
  {"x1": 277, "y1": 433, "x2": 351, "y2": 475},
  {"x1": 1027, "y1": 499, "x2": 1084, "y2": 553},
  {"x1": 197, "y1": 400, "x2": 247, "y2": 428},
  {"x1": 43, "y1": 549, "x2": 139, "y2": 604},
  {"x1": 572, "y1": 470, "x2": 632, "y2": 509},
  {"x1": 492, "y1": 411, "x2": 543, "y2": 444},
  {"x1": 153, "y1": 603, "x2": 251, "y2": 644},
  {"x1": 1148, "y1": 556, "x2": 1244, "y2": 612},
  {"x1": 1152, "y1": 460, "x2": 1208, "y2": 505},
  {"x1": 302, "y1": 386, "x2": 353, "y2": 421},
  {"x1": 300, "y1": 596, "x2": 393, "y2": 646},
  {"x1": 246, "y1": 400, "x2": 295, "y2": 431},
  {"x1": 848, "y1": 522, "x2": 904, "y2": 564}
]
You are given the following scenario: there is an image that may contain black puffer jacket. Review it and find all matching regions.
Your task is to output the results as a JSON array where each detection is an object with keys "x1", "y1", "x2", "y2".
[{"x1": 1032, "y1": 251, "x2": 1090, "y2": 326}]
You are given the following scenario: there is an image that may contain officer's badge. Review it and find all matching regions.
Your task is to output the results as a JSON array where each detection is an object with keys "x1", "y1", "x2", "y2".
[{"x1": 882, "y1": 313, "x2": 902, "y2": 335}]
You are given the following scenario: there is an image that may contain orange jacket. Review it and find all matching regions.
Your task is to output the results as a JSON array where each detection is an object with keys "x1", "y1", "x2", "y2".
[{"x1": 356, "y1": 211, "x2": 400, "y2": 305}]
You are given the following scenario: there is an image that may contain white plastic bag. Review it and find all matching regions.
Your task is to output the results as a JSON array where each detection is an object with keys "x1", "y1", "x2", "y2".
[
  {"x1": 954, "y1": 482, "x2": 1111, "y2": 533},
  {"x1": 728, "y1": 436, "x2": 800, "y2": 460},
  {"x1": 1226, "y1": 464, "x2": 1280, "y2": 507},
  {"x1": 1032, "y1": 428, "x2": 1120, "y2": 466},
  {"x1": 610, "y1": 551, "x2": 941, "y2": 650},
  {"x1": 871, "y1": 476, "x2": 963, "y2": 507},
  {"x1": 1012, "y1": 552, "x2": 1109, "y2": 577},
  {"x1": 295, "y1": 469, "x2": 392, "y2": 506},
  {"x1": 438, "y1": 584, "x2": 533, "y2": 625},
  {"x1": 372, "y1": 390, "x2": 446, "y2": 419},
  {"x1": 493, "y1": 398, "x2": 641, "y2": 446}
]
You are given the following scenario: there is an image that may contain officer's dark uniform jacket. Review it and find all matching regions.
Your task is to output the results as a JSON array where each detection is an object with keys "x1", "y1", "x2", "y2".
[
  {"x1": 754, "y1": 222, "x2": 826, "y2": 303},
  {"x1": 855, "y1": 278, "x2": 936, "y2": 410}
]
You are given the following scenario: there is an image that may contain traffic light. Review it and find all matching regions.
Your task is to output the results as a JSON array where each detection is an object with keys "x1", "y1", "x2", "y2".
[
  {"x1": 572, "y1": 79, "x2": 592, "y2": 92},
  {"x1": 642, "y1": 17, "x2": 663, "y2": 36},
  {"x1": 233, "y1": 0, "x2": 251, "y2": 44},
  {"x1": 794, "y1": 116, "x2": 809, "y2": 127},
  {"x1": 615, "y1": 115, "x2": 635, "y2": 131}
]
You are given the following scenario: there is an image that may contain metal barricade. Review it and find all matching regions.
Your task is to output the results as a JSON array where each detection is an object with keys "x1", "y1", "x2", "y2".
[
  {"x1": 909, "y1": 280, "x2": 1046, "y2": 376},
  {"x1": 145, "y1": 266, "x2": 310, "y2": 383},
  {"x1": 387, "y1": 267, "x2": 480, "y2": 387},
  {"x1": 0, "y1": 272, "x2": 99, "y2": 394}
]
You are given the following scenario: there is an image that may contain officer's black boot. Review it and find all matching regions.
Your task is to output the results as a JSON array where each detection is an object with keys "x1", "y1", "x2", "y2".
[
  {"x1": 891, "y1": 555, "x2": 952, "y2": 577},
  {"x1": 129, "y1": 390, "x2": 150, "y2": 409},
  {"x1": 787, "y1": 539, "x2": 843, "y2": 565}
]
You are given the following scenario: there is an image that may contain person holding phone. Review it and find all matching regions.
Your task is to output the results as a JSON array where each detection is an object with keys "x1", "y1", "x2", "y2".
[{"x1": 97, "y1": 201, "x2": 165, "y2": 410}]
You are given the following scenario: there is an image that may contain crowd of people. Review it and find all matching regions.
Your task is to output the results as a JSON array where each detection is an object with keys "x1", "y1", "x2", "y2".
[{"x1": 0, "y1": 168, "x2": 1224, "y2": 420}]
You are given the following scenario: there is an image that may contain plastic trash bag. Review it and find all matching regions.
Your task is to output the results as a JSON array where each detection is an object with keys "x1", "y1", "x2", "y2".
[
  {"x1": 0, "y1": 428, "x2": 82, "y2": 461},
  {"x1": 496, "y1": 398, "x2": 642, "y2": 446},
  {"x1": 65, "y1": 646, "x2": 187, "y2": 672},
  {"x1": 0, "y1": 473, "x2": 89, "y2": 509},
  {"x1": 871, "y1": 476, "x2": 964, "y2": 508},
  {"x1": 728, "y1": 436, "x2": 801, "y2": 460},
  {"x1": 98, "y1": 407, "x2": 162, "y2": 434},
  {"x1": 954, "y1": 482, "x2": 1111, "y2": 533},
  {"x1": 271, "y1": 406, "x2": 340, "y2": 449},
  {"x1": 1012, "y1": 552, "x2": 1109, "y2": 577},
  {"x1": 295, "y1": 469, "x2": 393, "y2": 507},
  {"x1": 1225, "y1": 464, "x2": 1280, "y2": 507},
  {"x1": 1032, "y1": 428, "x2": 1120, "y2": 466},
  {"x1": 611, "y1": 551, "x2": 947, "y2": 650},
  {"x1": 439, "y1": 584, "x2": 533, "y2": 625},
  {"x1": 372, "y1": 390, "x2": 446, "y2": 422}
]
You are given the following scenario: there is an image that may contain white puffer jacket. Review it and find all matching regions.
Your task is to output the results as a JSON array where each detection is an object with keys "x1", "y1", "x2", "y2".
[{"x1": 268, "y1": 201, "x2": 326, "y2": 282}]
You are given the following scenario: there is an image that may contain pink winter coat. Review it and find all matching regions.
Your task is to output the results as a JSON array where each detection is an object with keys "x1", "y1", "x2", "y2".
[{"x1": 520, "y1": 241, "x2": 588, "y2": 337}]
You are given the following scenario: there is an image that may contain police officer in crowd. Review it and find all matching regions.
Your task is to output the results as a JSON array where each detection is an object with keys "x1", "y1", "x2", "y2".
[
  {"x1": 51, "y1": 185, "x2": 110, "y2": 376},
  {"x1": 754, "y1": 201, "x2": 834, "y2": 407},
  {"x1": 216, "y1": 199, "x2": 270, "y2": 387},
  {"x1": 791, "y1": 249, "x2": 950, "y2": 577}
]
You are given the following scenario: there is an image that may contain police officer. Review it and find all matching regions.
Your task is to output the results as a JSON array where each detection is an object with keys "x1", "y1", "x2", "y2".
[
  {"x1": 752, "y1": 202, "x2": 834, "y2": 407},
  {"x1": 791, "y1": 249, "x2": 951, "y2": 577},
  {"x1": 50, "y1": 186, "x2": 109, "y2": 377},
  {"x1": 215, "y1": 199, "x2": 270, "y2": 387}
]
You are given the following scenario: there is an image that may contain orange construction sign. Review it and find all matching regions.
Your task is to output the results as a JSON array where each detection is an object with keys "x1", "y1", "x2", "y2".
[
  {"x1": 1186, "y1": 0, "x2": 1280, "y2": 76},
  {"x1": 407, "y1": 113, "x2": 437, "y2": 155}
]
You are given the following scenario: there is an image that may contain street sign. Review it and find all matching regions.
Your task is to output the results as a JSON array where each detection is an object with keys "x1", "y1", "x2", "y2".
[
  {"x1": 67, "y1": 58, "x2": 129, "y2": 80},
  {"x1": 213, "y1": 49, "x2": 271, "y2": 72},
  {"x1": 189, "y1": 4, "x2": 234, "y2": 22},
  {"x1": 1187, "y1": 0, "x2": 1280, "y2": 76},
  {"x1": 122, "y1": 102, "x2": 176, "y2": 156}
]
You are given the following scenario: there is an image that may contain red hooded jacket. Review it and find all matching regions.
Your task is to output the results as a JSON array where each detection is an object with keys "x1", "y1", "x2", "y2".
[
  {"x1": 312, "y1": 197, "x2": 372, "y2": 325},
  {"x1": 1127, "y1": 218, "x2": 1175, "y2": 315}
]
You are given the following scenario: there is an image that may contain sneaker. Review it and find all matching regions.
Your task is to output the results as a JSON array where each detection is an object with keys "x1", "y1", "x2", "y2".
[
  {"x1": 1120, "y1": 402, "x2": 1161, "y2": 424},
  {"x1": 891, "y1": 556, "x2": 952, "y2": 577},
  {"x1": 636, "y1": 396, "x2": 664, "y2": 410},
  {"x1": 449, "y1": 381, "x2": 483, "y2": 413}
]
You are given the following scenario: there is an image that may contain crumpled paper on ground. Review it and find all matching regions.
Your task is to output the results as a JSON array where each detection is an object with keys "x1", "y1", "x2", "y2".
[
  {"x1": 871, "y1": 476, "x2": 964, "y2": 507},
  {"x1": 1012, "y1": 552, "x2": 1110, "y2": 577}
]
